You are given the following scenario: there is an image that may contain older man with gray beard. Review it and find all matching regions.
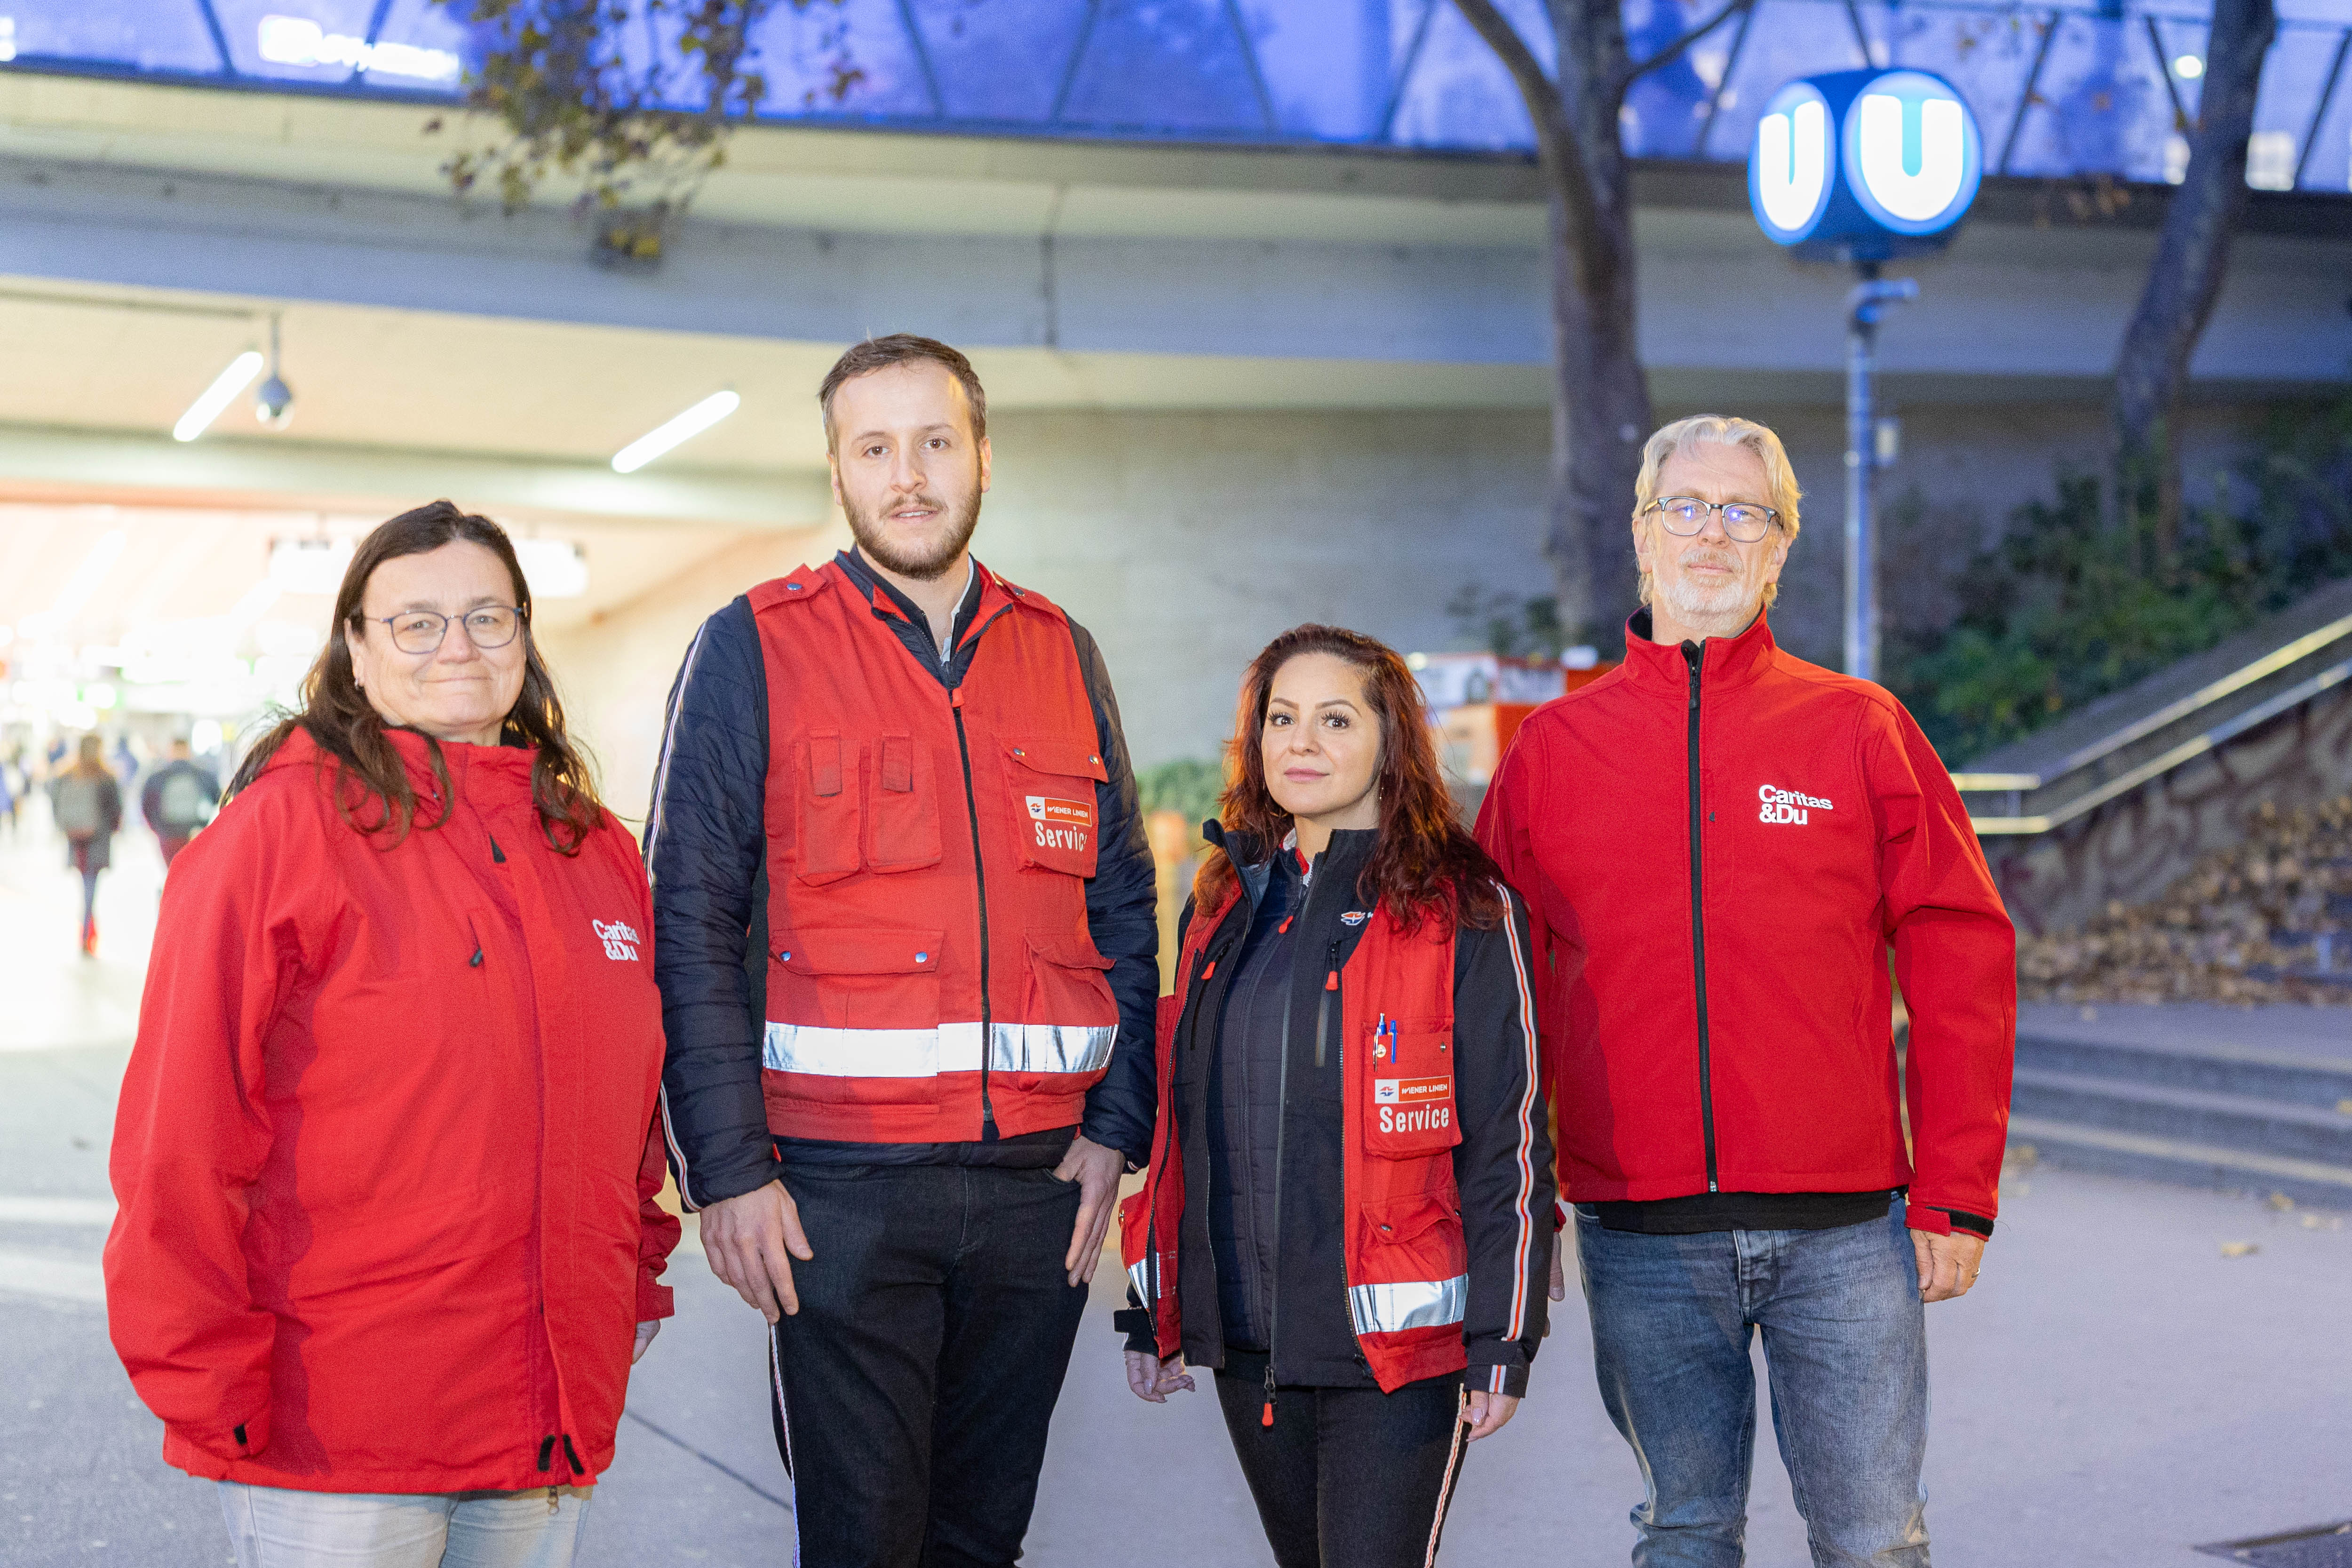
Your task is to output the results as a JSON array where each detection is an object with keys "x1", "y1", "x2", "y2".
[{"x1": 1476, "y1": 415, "x2": 2015, "y2": 1567}]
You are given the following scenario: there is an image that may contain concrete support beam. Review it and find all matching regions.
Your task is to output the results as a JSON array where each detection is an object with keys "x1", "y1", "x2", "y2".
[{"x1": 0, "y1": 423, "x2": 831, "y2": 528}]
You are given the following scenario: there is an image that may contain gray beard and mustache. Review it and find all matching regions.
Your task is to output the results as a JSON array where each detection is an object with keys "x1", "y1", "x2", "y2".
[
  {"x1": 1656, "y1": 544, "x2": 1762, "y2": 619},
  {"x1": 845, "y1": 485, "x2": 984, "y2": 581}
]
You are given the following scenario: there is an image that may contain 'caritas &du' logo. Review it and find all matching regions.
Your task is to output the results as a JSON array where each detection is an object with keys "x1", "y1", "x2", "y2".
[
  {"x1": 1758, "y1": 784, "x2": 1834, "y2": 826},
  {"x1": 594, "y1": 919, "x2": 641, "y2": 961}
]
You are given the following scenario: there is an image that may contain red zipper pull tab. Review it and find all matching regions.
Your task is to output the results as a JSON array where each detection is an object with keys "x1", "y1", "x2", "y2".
[
  {"x1": 1261, "y1": 1399, "x2": 1274, "y2": 1428},
  {"x1": 949, "y1": 686, "x2": 965, "y2": 708},
  {"x1": 1324, "y1": 971, "x2": 1338, "y2": 991}
]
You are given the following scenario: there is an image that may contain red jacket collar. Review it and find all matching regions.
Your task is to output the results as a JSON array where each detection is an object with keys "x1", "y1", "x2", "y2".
[
  {"x1": 268, "y1": 723, "x2": 533, "y2": 804},
  {"x1": 1621, "y1": 606, "x2": 1780, "y2": 696}
]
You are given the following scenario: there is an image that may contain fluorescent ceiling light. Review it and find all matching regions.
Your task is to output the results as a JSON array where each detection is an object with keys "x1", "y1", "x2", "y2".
[
  {"x1": 612, "y1": 390, "x2": 740, "y2": 474},
  {"x1": 174, "y1": 351, "x2": 265, "y2": 443},
  {"x1": 269, "y1": 538, "x2": 355, "y2": 597},
  {"x1": 513, "y1": 539, "x2": 589, "y2": 599},
  {"x1": 257, "y1": 16, "x2": 461, "y2": 81}
]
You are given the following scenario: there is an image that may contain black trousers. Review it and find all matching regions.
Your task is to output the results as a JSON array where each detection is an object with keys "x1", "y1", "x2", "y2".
[
  {"x1": 768, "y1": 1163, "x2": 1090, "y2": 1568},
  {"x1": 1213, "y1": 1349, "x2": 1472, "y2": 1568}
]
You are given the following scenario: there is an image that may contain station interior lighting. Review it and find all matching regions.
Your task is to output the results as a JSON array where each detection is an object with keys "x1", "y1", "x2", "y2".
[
  {"x1": 2174, "y1": 55, "x2": 2204, "y2": 78},
  {"x1": 174, "y1": 350, "x2": 265, "y2": 442},
  {"x1": 612, "y1": 390, "x2": 740, "y2": 474}
]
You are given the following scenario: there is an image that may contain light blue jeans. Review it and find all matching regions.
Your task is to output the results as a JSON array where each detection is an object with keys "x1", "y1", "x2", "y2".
[
  {"x1": 218, "y1": 1482, "x2": 592, "y2": 1568},
  {"x1": 1575, "y1": 1198, "x2": 1931, "y2": 1568}
]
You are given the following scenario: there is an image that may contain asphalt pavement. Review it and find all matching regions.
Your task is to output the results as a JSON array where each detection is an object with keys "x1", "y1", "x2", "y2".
[{"x1": 2, "y1": 808, "x2": 2347, "y2": 1568}]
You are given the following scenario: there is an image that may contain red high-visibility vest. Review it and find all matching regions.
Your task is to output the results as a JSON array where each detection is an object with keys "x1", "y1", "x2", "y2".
[
  {"x1": 1120, "y1": 883, "x2": 1480, "y2": 1393},
  {"x1": 748, "y1": 558, "x2": 1119, "y2": 1143}
]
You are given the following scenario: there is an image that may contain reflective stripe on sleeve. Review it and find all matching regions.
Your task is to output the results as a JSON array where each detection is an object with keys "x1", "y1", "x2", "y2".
[
  {"x1": 1128, "y1": 1258, "x2": 1152, "y2": 1306},
  {"x1": 761, "y1": 1020, "x2": 1116, "y2": 1077},
  {"x1": 1347, "y1": 1274, "x2": 1469, "y2": 1336}
]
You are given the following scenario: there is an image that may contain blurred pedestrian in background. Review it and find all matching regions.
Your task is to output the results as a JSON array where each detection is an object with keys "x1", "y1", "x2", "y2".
[
  {"x1": 0, "y1": 748, "x2": 20, "y2": 839},
  {"x1": 1120, "y1": 626, "x2": 1553, "y2": 1568},
  {"x1": 140, "y1": 735, "x2": 220, "y2": 868},
  {"x1": 51, "y1": 734, "x2": 121, "y2": 956},
  {"x1": 105, "y1": 501, "x2": 678, "y2": 1568}
]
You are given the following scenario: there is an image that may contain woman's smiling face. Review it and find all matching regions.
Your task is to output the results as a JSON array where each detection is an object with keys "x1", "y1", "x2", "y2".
[{"x1": 1262, "y1": 651, "x2": 1382, "y2": 828}]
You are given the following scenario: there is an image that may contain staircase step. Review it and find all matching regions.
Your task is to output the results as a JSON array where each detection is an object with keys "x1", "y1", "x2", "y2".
[
  {"x1": 2010, "y1": 1067, "x2": 2352, "y2": 1166},
  {"x1": 2015, "y1": 1031, "x2": 2352, "y2": 1110},
  {"x1": 2008, "y1": 1116, "x2": 2352, "y2": 1210}
]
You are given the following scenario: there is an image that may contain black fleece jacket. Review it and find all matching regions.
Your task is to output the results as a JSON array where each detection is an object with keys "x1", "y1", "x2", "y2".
[
  {"x1": 644, "y1": 550, "x2": 1160, "y2": 1203},
  {"x1": 1127, "y1": 826, "x2": 1554, "y2": 1399}
]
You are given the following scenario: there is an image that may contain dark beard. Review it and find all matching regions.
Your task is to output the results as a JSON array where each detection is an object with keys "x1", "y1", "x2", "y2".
[{"x1": 844, "y1": 486, "x2": 984, "y2": 581}]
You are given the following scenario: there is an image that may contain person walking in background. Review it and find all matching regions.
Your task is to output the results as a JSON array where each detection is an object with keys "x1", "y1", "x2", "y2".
[
  {"x1": 648, "y1": 334, "x2": 1159, "y2": 1566},
  {"x1": 105, "y1": 501, "x2": 678, "y2": 1568},
  {"x1": 0, "y1": 749, "x2": 19, "y2": 840},
  {"x1": 1119, "y1": 625, "x2": 1552, "y2": 1568},
  {"x1": 1476, "y1": 415, "x2": 2016, "y2": 1568},
  {"x1": 51, "y1": 735, "x2": 122, "y2": 955},
  {"x1": 140, "y1": 735, "x2": 221, "y2": 868}
]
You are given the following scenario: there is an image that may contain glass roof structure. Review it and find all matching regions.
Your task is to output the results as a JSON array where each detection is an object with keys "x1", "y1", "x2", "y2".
[{"x1": 4, "y1": 0, "x2": 2349, "y2": 193}]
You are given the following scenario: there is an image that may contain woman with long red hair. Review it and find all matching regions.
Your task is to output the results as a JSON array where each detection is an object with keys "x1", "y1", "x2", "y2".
[{"x1": 1115, "y1": 624, "x2": 1555, "y2": 1568}]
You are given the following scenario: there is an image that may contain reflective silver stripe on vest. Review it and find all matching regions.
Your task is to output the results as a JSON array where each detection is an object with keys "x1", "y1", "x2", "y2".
[
  {"x1": 1348, "y1": 1275, "x2": 1469, "y2": 1336},
  {"x1": 763, "y1": 1021, "x2": 1114, "y2": 1077},
  {"x1": 1128, "y1": 1258, "x2": 1152, "y2": 1306},
  {"x1": 988, "y1": 1023, "x2": 1117, "y2": 1075}
]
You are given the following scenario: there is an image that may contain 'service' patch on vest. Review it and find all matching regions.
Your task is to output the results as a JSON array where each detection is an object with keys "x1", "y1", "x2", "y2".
[{"x1": 1025, "y1": 795, "x2": 1093, "y2": 855}]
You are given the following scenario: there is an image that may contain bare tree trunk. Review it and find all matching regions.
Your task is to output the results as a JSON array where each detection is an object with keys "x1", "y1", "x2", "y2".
[
  {"x1": 2108, "y1": 0, "x2": 2276, "y2": 562},
  {"x1": 1456, "y1": 0, "x2": 1743, "y2": 652}
]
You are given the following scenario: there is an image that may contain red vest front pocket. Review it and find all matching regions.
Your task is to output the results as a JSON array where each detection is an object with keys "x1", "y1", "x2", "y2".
[{"x1": 1001, "y1": 737, "x2": 1107, "y2": 878}]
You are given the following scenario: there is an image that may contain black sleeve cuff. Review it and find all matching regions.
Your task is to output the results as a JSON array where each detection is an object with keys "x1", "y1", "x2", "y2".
[
  {"x1": 1937, "y1": 1207, "x2": 1996, "y2": 1240},
  {"x1": 1112, "y1": 1307, "x2": 1155, "y2": 1354}
]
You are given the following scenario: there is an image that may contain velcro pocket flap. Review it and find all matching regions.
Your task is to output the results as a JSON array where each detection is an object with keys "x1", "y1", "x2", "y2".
[
  {"x1": 778, "y1": 928, "x2": 944, "y2": 976},
  {"x1": 1361, "y1": 1193, "x2": 1459, "y2": 1249},
  {"x1": 1002, "y1": 738, "x2": 1109, "y2": 782}
]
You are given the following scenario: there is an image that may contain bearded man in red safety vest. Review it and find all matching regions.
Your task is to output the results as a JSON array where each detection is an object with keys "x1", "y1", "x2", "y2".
[{"x1": 645, "y1": 334, "x2": 1160, "y2": 1567}]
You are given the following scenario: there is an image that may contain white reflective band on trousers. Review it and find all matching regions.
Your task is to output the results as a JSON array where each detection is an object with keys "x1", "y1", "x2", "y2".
[
  {"x1": 1348, "y1": 1275, "x2": 1469, "y2": 1336},
  {"x1": 762, "y1": 1020, "x2": 1116, "y2": 1077}
]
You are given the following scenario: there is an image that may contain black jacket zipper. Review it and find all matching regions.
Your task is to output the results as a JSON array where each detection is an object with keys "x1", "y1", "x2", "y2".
[
  {"x1": 1682, "y1": 643, "x2": 1721, "y2": 1193},
  {"x1": 940, "y1": 600, "x2": 1015, "y2": 1131}
]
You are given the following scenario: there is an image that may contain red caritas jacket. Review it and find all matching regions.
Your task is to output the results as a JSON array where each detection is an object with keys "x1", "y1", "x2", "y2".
[
  {"x1": 104, "y1": 728, "x2": 679, "y2": 1493},
  {"x1": 1475, "y1": 612, "x2": 2015, "y2": 1234}
]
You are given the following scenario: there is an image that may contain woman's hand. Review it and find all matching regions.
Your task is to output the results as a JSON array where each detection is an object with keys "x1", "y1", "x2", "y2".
[
  {"x1": 1123, "y1": 1350, "x2": 1196, "y2": 1403},
  {"x1": 632, "y1": 1320, "x2": 661, "y2": 1364},
  {"x1": 1463, "y1": 1390, "x2": 1520, "y2": 1441}
]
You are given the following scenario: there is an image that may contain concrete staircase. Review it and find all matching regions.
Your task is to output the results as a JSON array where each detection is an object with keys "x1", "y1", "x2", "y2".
[{"x1": 2008, "y1": 1003, "x2": 2352, "y2": 1210}]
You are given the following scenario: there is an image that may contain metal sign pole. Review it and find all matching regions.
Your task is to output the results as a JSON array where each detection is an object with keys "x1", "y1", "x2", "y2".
[{"x1": 1843, "y1": 265, "x2": 1916, "y2": 683}]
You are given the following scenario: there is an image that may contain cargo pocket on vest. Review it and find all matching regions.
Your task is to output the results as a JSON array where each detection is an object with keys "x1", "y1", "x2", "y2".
[
  {"x1": 1364, "y1": 1018, "x2": 1461, "y2": 1157},
  {"x1": 795, "y1": 732, "x2": 862, "y2": 885},
  {"x1": 1001, "y1": 738, "x2": 1108, "y2": 878},
  {"x1": 765, "y1": 928, "x2": 948, "y2": 1106},
  {"x1": 1354, "y1": 1194, "x2": 1469, "y2": 1329},
  {"x1": 866, "y1": 733, "x2": 943, "y2": 872},
  {"x1": 999, "y1": 930, "x2": 1119, "y2": 1077}
]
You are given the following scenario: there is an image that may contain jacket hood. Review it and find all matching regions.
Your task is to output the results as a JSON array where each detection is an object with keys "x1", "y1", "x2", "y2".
[{"x1": 1621, "y1": 606, "x2": 1779, "y2": 696}]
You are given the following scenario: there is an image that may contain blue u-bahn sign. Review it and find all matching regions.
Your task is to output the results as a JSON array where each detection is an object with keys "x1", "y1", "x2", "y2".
[{"x1": 1749, "y1": 69, "x2": 1983, "y2": 258}]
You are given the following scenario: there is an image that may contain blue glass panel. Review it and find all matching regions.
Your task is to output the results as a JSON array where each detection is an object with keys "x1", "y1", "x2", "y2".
[
  {"x1": 1891, "y1": 7, "x2": 2040, "y2": 168},
  {"x1": 1235, "y1": 0, "x2": 1392, "y2": 141},
  {"x1": 2249, "y1": 25, "x2": 2343, "y2": 188},
  {"x1": 1055, "y1": 0, "x2": 1273, "y2": 135},
  {"x1": 2001, "y1": 13, "x2": 2182, "y2": 181},
  {"x1": 210, "y1": 0, "x2": 383, "y2": 82},
  {"x1": 2, "y1": 0, "x2": 223, "y2": 73},
  {"x1": 2296, "y1": 29, "x2": 2352, "y2": 189},
  {"x1": 1383, "y1": 0, "x2": 1545, "y2": 151},
  {"x1": 1705, "y1": 0, "x2": 1874, "y2": 167},
  {"x1": 751, "y1": 0, "x2": 937, "y2": 118},
  {"x1": 907, "y1": 0, "x2": 1086, "y2": 123},
  {"x1": 1623, "y1": 0, "x2": 1717, "y2": 157}
]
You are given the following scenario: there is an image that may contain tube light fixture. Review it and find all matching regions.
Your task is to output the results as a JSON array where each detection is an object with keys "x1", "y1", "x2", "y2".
[
  {"x1": 612, "y1": 390, "x2": 740, "y2": 474},
  {"x1": 175, "y1": 351, "x2": 266, "y2": 443}
]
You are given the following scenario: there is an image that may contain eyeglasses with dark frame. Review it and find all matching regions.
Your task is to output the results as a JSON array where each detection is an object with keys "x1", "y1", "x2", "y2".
[
  {"x1": 364, "y1": 605, "x2": 528, "y2": 655},
  {"x1": 1646, "y1": 495, "x2": 1780, "y2": 544}
]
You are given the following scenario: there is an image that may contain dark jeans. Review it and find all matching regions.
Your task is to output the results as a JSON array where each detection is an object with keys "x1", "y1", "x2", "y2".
[
  {"x1": 1213, "y1": 1348, "x2": 1470, "y2": 1568},
  {"x1": 768, "y1": 1162, "x2": 1089, "y2": 1568},
  {"x1": 1575, "y1": 1198, "x2": 1931, "y2": 1568}
]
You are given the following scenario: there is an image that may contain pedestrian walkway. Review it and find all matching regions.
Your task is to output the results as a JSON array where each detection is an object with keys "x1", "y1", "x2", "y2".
[{"x1": 1, "y1": 825, "x2": 2346, "y2": 1566}]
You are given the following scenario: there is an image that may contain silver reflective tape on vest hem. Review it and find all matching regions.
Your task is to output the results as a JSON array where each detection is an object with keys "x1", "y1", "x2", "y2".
[
  {"x1": 762, "y1": 1021, "x2": 984, "y2": 1077},
  {"x1": 1128, "y1": 1259, "x2": 1151, "y2": 1308},
  {"x1": 988, "y1": 1023, "x2": 1117, "y2": 1075},
  {"x1": 1348, "y1": 1275, "x2": 1468, "y2": 1336}
]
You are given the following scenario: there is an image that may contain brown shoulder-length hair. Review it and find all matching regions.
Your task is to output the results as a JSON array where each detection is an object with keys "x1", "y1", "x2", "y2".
[
  {"x1": 230, "y1": 501, "x2": 604, "y2": 853},
  {"x1": 1196, "y1": 624, "x2": 1506, "y2": 933}
]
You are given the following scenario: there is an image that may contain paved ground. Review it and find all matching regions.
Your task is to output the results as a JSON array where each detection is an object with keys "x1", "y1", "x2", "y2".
[{"x1": 3, "y1": 809, "x2": 2349, "y2": 1567}]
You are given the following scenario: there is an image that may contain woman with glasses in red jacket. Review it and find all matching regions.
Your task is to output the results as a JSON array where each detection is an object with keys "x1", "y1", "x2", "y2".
[
  {"x1": 105, "y1": 501, "x2": 678, "y2": 1568},
  {"x1": 1117, "y1": 624, "x2": 1555, "y2": 1568}
]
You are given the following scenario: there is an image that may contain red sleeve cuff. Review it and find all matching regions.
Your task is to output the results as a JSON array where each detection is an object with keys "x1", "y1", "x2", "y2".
[{"x1": 1904, "y1": 1202, "x2": 1994, "y2": 1239}]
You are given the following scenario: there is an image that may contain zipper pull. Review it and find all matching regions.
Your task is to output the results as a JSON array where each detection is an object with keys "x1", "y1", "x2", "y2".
[
  {"x1": 949, "y1": 686, "x2": 965, "y2": 709},
  {"x1": 1261, "y1": 1363, "x2": 1277, "y2": 1427}
]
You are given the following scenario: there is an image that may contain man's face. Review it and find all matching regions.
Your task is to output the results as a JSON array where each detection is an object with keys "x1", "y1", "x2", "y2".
[
  {"x1": 1633, "y1": 442, "x2": 1789, "y2": 626},
  {"x1": 826, "y1": 362, "x2": 991, "y2": 581}
]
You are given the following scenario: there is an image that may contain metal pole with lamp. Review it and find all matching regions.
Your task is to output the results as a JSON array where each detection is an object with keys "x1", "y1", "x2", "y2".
[{"x1": 1748, "y1": 69, "x2": 1982, "y2": 682}]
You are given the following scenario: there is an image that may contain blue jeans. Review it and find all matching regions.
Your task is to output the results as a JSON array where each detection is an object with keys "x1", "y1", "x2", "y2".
[{"x1": 1575, "y1": 1198, "x2": 1930, "y2": 1568}]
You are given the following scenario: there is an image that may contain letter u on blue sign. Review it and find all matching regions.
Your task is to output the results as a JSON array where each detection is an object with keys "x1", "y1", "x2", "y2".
[
  {"x1": 1842, "y1": 71, "x2": 1981, "y2": 235},
  {"x1": 1750, "y1": 81, "x2": 1834, "y2": 243}
]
